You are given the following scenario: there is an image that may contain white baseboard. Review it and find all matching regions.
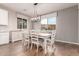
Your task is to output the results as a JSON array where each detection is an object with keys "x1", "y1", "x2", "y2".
[{"x1": 55, "y1": 40, "x2": 79, "y2": 45}]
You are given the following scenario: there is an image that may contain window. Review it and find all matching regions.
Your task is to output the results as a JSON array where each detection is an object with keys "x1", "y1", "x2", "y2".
[
  {"x1": 48, "y1": 17, "x2": 56, "y2": 24},
  {"x1": 41, "y1": 17, "x2": 56, "y2": 30},
  {"x1": 17, "y1": 18, "x2": 27, "y2": 29},
  {"x1": 48, "y1": 17, "x2": 56, "y2": 30},
  {"x1": 23, "y1": 19, "x2": 27, "y2": 29},
  {"x1": 41, "y1": 18, "x2": 48, "y2": 30}
]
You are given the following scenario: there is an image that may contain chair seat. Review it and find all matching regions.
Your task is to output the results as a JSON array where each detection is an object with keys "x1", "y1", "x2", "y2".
[
  {"x1": 38, "y1": 38, "x2": 44, "y2": 43},
  {"x1": 31, "y1": 39, "x2": 38, "y2": 42},
  {"x1": 47, "y1": 40, "x2": 51, "y2": 43},
  {"x1": 31, "y1": 37, "x2": 38, "y2": 38}
]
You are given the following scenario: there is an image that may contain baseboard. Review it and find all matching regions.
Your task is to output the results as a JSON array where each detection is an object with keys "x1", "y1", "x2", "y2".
[
  {"x1": 0, "y1": 42, "x2": 9, "y2": 46},
  {"x1": 12, "y1": 40, "x2": 22, "y2": 43},
  {"x1": 55, "y1": 40, "x2": 79, "y2": 45},
  {"x1": 0, "y1": 40, "x2": 22, "y2": 46}
]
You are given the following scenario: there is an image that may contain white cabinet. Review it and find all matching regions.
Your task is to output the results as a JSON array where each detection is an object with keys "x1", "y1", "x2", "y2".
[
  {"x1": 0, "y1": 32, "x2": 9, "y2": 45},
  {"x1": 0, "y1": 9, "x2": 8, "y2": 25},
  {"x1": 12, "y1": 31, "x2": 22, "y2": 42}
]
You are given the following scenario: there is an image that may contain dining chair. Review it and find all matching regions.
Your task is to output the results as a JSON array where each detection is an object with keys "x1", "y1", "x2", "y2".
[
  {"x1": 38, "y1": 36, "x2": 46, "y2": 55},
  {"x1": 30, "y1": 33, "x2": 39, "y2": 53},
  {"x1": 46, "y1": 32, "x2": 56, "y2": 55},
  {"x1": 22, "y1": 33, "x2": 30, "y2": 50}
]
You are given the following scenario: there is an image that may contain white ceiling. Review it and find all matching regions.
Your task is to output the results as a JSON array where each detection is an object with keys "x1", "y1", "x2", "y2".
[{"x1": 0, "y1": 3, "x2": 77, "y2": 17}]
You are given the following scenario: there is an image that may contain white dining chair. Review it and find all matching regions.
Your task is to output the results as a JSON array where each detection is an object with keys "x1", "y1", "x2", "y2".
[
  {"x1": 22, "y1": 33, "x2": 30, "y2": 50},
  {"x1": 30, "y1": 33, "x2": 39, "y2": 53},
  {"x1": 38, "y1": 36, "x2": 46, "y2": 55},
  {"x1": 46, "y1": 32, "x2": 56, "y2": 55}
]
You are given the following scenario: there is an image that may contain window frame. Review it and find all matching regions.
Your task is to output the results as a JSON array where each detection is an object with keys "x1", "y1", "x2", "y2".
[
  {"x1": 17, "y1": 17, "x2": 27, "y2": 29},
  {"x1": 41, "y1": 17, "x2": 56, "y2": 30}
]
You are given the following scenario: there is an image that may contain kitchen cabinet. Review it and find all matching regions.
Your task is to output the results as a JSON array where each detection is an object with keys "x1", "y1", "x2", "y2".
[
  {"x1": 0, "y1": 32, "x2": 9, "y2": 45},
  {"x1": 0, "y1": 8, "x2": 8, "y2": 25}
]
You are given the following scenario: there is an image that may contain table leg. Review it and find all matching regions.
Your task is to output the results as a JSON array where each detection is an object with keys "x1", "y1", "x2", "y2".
[{"x1": 44, "y1": 39, "x2": 47, "y2": 55}]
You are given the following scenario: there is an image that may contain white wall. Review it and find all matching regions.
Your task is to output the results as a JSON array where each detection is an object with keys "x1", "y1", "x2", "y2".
[
  {"x1": 41, "y1": 12, "x2": 57, "y2": 19},
  {"x1": 8, "y1": 11, "x2": 17, "y2": 31},
  {"x1": 31, "y1": 21, "x2": 41, "y2": 30},
  {"x1": 57, "y1": 5, "x2": 78, "y2": 43}
]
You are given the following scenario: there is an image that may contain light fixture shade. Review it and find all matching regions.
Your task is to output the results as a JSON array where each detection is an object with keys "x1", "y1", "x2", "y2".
[
  {"x1": 31, "y1": 3, "x2": 38, "y2": 21},
  {"x1": 31, "y1": 16, "x2": 40, "y2": 22}
]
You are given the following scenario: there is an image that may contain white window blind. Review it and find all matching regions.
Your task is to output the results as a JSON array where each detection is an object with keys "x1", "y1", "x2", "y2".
[{"x1": 41, "y1": 18, "x2": 47, "y2": 24}]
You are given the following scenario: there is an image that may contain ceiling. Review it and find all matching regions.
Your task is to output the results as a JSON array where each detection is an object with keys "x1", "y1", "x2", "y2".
[{"x1": 0, "y1": 3, "x2": 77, "y2": 17}]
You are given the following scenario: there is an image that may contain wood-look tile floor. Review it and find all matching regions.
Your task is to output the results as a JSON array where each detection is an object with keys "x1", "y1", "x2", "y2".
[{"x1": 0, "y1": 41, "x2": 79, "y2": 56}]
